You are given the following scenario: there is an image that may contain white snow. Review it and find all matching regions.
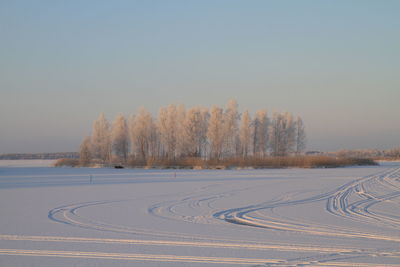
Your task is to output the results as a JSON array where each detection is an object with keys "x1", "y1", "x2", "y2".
[{"x1": 0, "y1": 162, "x2": 399, "y2": 266}]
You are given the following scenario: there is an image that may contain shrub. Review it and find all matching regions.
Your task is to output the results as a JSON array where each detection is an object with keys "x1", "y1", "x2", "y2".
[
  {"x1": 54, "y1": 158, "x2": 80, "y2": 167},
  {"x1": 64, "y1": 155, "x2": 377, "y2": 169}
]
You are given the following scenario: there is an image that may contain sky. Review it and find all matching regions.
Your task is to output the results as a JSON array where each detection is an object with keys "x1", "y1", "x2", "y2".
[{"x1": 0, "y1": 0, "x2": 399, "y2": 153}]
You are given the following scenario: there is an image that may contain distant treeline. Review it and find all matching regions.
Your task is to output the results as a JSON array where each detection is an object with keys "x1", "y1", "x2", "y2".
[
  {"x1": 325, "y1": 148, "x2": 400, "y2": 159},
  {"x1": 77, "y1": 100, "x2": 307, "y2": 167},
  {"x1": 54, "y1": 155, "x2": 377, "y2": 169},
  {"x1": 307, "y1": 148, "x2": 400, "y2": 160},
  {"x1": 0, "y1": 152, "x2": 79, "y2": 160}
]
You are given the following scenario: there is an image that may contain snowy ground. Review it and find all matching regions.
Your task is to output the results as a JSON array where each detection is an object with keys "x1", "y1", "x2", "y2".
[{"x1": 0, "y1": 161, "x2": 399, "y2": 266}]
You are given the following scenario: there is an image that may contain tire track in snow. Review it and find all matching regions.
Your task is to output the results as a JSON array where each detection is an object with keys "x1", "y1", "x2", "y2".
[
  {"x1": 42, "y1": 167, "x2": 400, "y2": 266},
  {"x1": 0, "y1": 248, "x2": 279, "y2": 265},
  {"x1": 0, "y1": 249, "x2": 398, "y2": 266},
  {"x1": 148, "y1": 189, "x2": 238, "y2": 225},
  {"x1": 327, "y1": 167, "x2": 400, "y2": 228},
  {"x1": 47, "y1": 196, "x2": 305, "y2": 246},
  {"x1": 1, "y1": 235, "x2": 400, "y2": 266},
  {"x1": 276, "y1": 248, "x2": 400, "y2": 267},
  {"x1": 0, "y1": 234, "x2": 357, "y2": 253},
  {"x1": 47, "y1": 183, "x2": 228, "y2": 240},
  {"x1": 215, "y1": 167, "x2": 400, "y2": 242},
  {"x1": 47, "y1": 168, "x2": 400, "y2": 243},
  {"x1": 48, "y1": 183, "x2": 260, "y2": 242}
]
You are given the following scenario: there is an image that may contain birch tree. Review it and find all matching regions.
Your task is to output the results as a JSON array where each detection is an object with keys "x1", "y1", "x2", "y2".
[
  {"x1": 270, "y1": 112, "x2": 286, "y2": 157},
  {"x1": 207, "y1": 106, "x2": 224, "y2": 160},
  {"x1": 147, "y1": 117, "x2": 160, "y2": 160},
  {"x1": 239, "y1": 110, "x2": 252, "y2": 158},
  {"x1": 223, "y1": 99, "x2": 239, "y2": 157},
  {"x1": 91, "y1": 113, "x2": 111, "y2": 163},
  {"x1": 85, "y1": 101, "x2": 306, "y2": 165},
  {"x1": 182, "y1": 106, "x2": 209, "y2": 157},
  {"x1": 111, "y1": 113, "x2": 129, "y2": 163},
  {"x1": 253, "y1": 110, "x2": 269, "y2": 157},
  {"x1": 130, "y1": 107, "x2": 157, "y2": 161},
  {"x1": 270, "y1": 112, "x2": 296, "y2": 156},
  {"x1": 79, "y1": 136, "x2": 92, "y2": 166},
  {"x1": 198, "y1": 108, "x2": 210, "y2": 157},
  {"x1": 283, "y1": 112, "x2": 296, "y2": 155},
  {"x1": 295, "y1": 116, "x2": 306, "y2": 155},
  {"x1": 158, "y1": 104, "x2": 179, "y2": 159},
  {"x1": 175, "y1": 104, "x2": 187, "y2": 158}
]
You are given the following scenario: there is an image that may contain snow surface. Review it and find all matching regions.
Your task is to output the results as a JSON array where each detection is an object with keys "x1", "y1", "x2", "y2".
[{"x1": 0, "y1": 162, "x2": 399, "y2": 266}]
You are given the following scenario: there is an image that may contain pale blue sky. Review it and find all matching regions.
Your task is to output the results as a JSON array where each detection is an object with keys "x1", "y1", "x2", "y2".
[{"x1": 0, "y1": 0, "x2": 399, "y2": 153}]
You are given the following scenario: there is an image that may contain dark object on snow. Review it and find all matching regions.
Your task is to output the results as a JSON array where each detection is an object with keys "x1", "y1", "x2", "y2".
[{"x1": 114, "y1": 165, "x2": 124, "y2": 169}]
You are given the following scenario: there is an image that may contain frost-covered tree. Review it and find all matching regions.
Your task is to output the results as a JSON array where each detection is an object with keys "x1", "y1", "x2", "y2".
[
  {"x1": 239, "y1": 110, "x2": 252, "y2": 158},
  {"x1": 207, "y1": 106, "x2": 225, "y2": 160},
  {"x1": 111, "y1": 113, "x2": 129, "y2": 163},
  {"x1": 147, "y1": 117, "x2": 160, "y2": 160},
  {"x1": 270, "y1": 112, "x2": 296, "y2": 156},
  {"x1": 158, "y1": 104, "x2": 179, "y2": 159},
  {"x1": 269, "y1": 112, "x2": 280, "y2": 157},
  {"x1": 91, "y1": 113, "x2": 111, "y2": 163},
  {"x1": 79, "y1": 136, "x2": 92, "y2": 166},
  {"x1": 295, "y1": 116, "x2": 306, "y2": 155},
  {"x1": 223, "y1": 99, "x2": 239, "y2": 157},
  {"x1": 84, "y1": 101, "x2": 306, "y2": 165},
  {"x1": 130, "y1": 107, "x2": 158, "y2": 161},
  {"x1": 199, "y1": 108, "x2": 210, "y2": 157},
  {"x1": 253, "y1": 110, "x2": 269, "y2": 157},
  {"x1": 283, "y1": 112, "x2": 296, "y2": 154},
  {"x1": 182, "y1": 106, "x2": 209, "y2": 157},
  {"x1": 175, "y1": 104, "x2": 187, "y2": 158}
]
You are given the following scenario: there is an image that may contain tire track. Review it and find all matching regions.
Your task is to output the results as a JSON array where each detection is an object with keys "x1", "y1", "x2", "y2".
[
  {"x1": 1, "y1": 235, "x2": 399, "y2": 266},
  {"x1": 48, "y1": 168, "x2": 400, "y2": 242},
  {"x1": 42, "y1": 167, "x2": 400, "y2": 266},
  {"x1": 1, "y1": 249, "x2": 398, "y2": 266},
  {"x1": 0, "y1": 234, "x2": 357, "y2": 253},
  {"x1": 0, "y1": 249, "x2": 279, "y2": 265},
  {"x1": 215, "y1": 167, "x2": 400, "y2": 242},
  {"x1": 327, "y1": 167, "x2": 400, "y2": 228},
  {"x1": 48, "y1": 184, "x2": 258, "y2": 242}
]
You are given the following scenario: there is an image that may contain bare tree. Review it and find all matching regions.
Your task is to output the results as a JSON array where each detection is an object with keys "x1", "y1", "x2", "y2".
[
  {"x1": 239, "y1": 110, "x2": 252, "y2": 158},
  {"x1": 207, "y1": 105, "x2": 225, "y2": 160},
  {"x1": 130, "y1": 107, "x2": 157, "y2": 161},
  {"x1": 111, "y1": 113, "x2": 129, "y2": 163},
  {"x1": 79, "y1": 136, "x2": 91, "y2": 166},
  {"x1": 85, "y1": 101, "x2": 306, "y2": 166},
  {"x1": 175, "y1": 104, "x2": 187, "y2": 158},
  {"x1": 295, "y1": 116, "x2": 306, "y2": 155},
  {"x1": 158, "y1": 104, "x2": 179, "y2": 159},
  {"x1": 147, "y1": 117, "x2": 160, "y2": 160},
  {"x1": 283, "y1": 112, "x2": 296, "y2": 155},
  {"x1": 198, "y1": 107, "x2": 210, "y2": 158},
  {"x1": 91, "y1": 113, "x2": 111, "y2": 163},
  {"x1": 253, "y1": 110, "x2": 269, "y2": 157},
  {"x1": 182, "y1": 106, "x2": 209, "y2": 157},
  {"x1": 270, "y1": 112, "x2": 295, "y2": 156},
  {"x1": 223, "y1": 99, "x2": 239, "y2": 158},
  {"x1": 269, "y1": 112, "x2": 282, "y2": 157}
]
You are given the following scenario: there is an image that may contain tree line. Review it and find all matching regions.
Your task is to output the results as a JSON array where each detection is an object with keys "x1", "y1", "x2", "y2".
[{"x1": 79, "y1": 100, "x2": 306, "y2": 166}]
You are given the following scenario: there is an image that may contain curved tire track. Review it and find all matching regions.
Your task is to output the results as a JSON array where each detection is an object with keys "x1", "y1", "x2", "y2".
[{"x1": 215, "y1": 167, "x2": 400, "y2": 242}]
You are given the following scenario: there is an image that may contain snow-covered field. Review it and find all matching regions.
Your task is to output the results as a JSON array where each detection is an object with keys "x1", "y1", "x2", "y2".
[{"x1": 0, "y1": 161, "x2": 399, "y2": 266}]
